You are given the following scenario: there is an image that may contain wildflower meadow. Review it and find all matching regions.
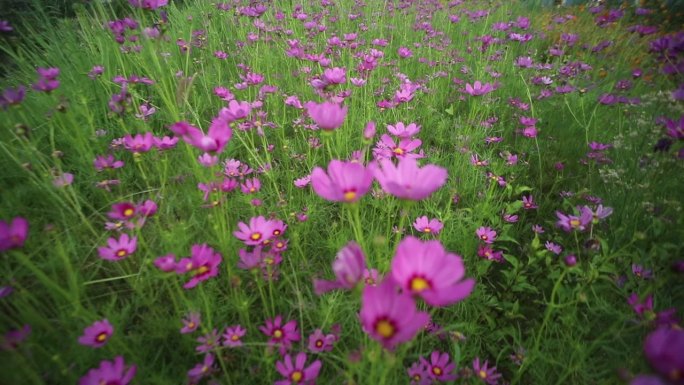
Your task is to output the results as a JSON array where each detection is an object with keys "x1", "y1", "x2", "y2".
[{"x1": 1, "y1": 0, "x2": 683, "y2": 384}]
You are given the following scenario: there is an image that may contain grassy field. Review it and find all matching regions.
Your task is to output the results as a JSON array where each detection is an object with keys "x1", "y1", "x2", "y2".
[{"x1": 0, "y1": 0, "x2": 682, "y2": 384}]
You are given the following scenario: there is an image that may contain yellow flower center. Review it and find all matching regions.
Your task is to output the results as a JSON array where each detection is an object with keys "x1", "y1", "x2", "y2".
[
  {"x1": 432, "y1": 367, "x2": 443, "y2": 376},
  {"x1": 273, "y1": 329, "x2": 283, "y2": 339},
  {"x1": 187, "y1": 322, "x2": 195, "y2": 329},
  {"x1": 123, "y1": 208, "x2": 134, "y2": 217},
  {"x1": 96, "y1": 332, "x2": 107, "y2": 342},
  {"x1": 276, "y1": 242, "x2": 284, "y2": 248},
  {"x1": 249, "y1": 187, "x2": 256, "y2": 193},
  {"x1": 423, "y1": 228, "x2": 431, "y2": 233},
  {"x1": 413, "y1": 375, "x2": 421, "y2": 381},
  {"x1": 315, "y1": 340, "x2": 323, "y2": 347},
  {"x1": 231, "y1": 335, "x2": 239, "y2": 341},
  {"x1": 273, "y1": 230, "x2": 281, "y2": 236},
  {"x1": 410, "y1": 277, "x2": 430, "y2": 292},
  {"x1": 343, "y1": 191, "x2": 357, "y2": 201},
  {"x1": 393, "y1": 148, "x2": 404, "y2": 155},
  {"x1": 570, "y1": 219, "x2": 580, "y2": 228},
  {"x1": 250, "y1": 232, "x2": 262, "y2": 241},
  {"x1": 479, "y1": 370, "x2": 488, "y2": 379},
  {"x1": 375, "y1": 320, "x2": 395, "y2": 338},
  {"x1": 186, "y1": 262, "x2": 193, "y2": 270},
  {"x1": 116, "y1": 250, "x2": 127, "y2": 257},
  {"x1": 196, "y1": 266, "x2": 209, "y2": 275},
  {"x1": 291, "y1": 370, "x2": 303, "y2": 382}
]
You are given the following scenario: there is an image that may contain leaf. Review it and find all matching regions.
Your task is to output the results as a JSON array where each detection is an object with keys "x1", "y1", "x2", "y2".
[{"x1": 445, "y1": 105, "x2": 454, "y2": 116}]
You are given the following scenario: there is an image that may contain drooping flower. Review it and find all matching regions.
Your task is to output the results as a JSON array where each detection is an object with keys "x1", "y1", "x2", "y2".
[
  {"x1": 413, "y1": 216, "x2": 443, "y2": 234},
  {"x1": 275, "y1": 352, "x2": 322, "y2": 385},
  {"x1": 311, "y1": 160, "x2": 373, "y2": 203},
  {"x1": 304, "y1": 101, "x2": 348, "y2": 131},
  {"x1": 359, "y1": 278, "x2": 430, "y2": 350},
  {"x1": 371, "y1": 158, "x2": 447, "y2": 200},
  {"x1": 78, "y1": 356, "x2": 136, "y2": 385},
  {"x1": 259, "y1": 315, "x2": 300, "y2": 355},
  {"x1": 391, "y1": 236, "x2": 475, "y2": 307},
  {"x1": 78, "y1": 319, "x2": 114, "y2": 348},
  {"x1": 0, "y1": 217, "x2": 28, "y2": 252},
  {"x1": 313, "y1": 241, "x2": 366, "y2": 295},
  {"x1": 421, "y1": 351, "x2": 458, "y2": 382},
  {"x1": 97, "y1": 234, "x2": 137, "y2": 261}
]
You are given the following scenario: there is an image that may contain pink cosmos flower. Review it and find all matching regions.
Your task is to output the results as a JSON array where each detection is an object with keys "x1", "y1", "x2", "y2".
[
  {"x1": 0, "y1": 324, "x2": 30, "y2": 351},
  {"x1": 0, "y1": 217, "x2": 28, "y2": 252},
  {"x1": 391, "y1": 236, "x2": 475, "y2": 307},
  {"x1": 307, "y1": 329, "x2": 335, "y2": 353},
  {"x1": 187, "y1": 354, "x2": 215, "y2": 382},
  {"x1": 275, "y1": 352, "x2": 322, "y2": 385},
  {"x1": 322, "y1": 67, "x2": 346, "y2": 85},
  {"x1": 128, "y1": 0, "x2": 168, "y2": 10},
  {"x1": 79, "y1": 356, "x2": 136, "y2": 385},
  {"x1": 123, "y1": 132, "x2": 154, "y2": 153},
  {"x1": 78, "y1": 319, "x2": 114, "y2": 348},
  {"x1": 233, "y1": 216, "x2": 276, "y2": 246},
  {"x1": 408, "y1": 361, "x2": 431, "y2": 385},
  {"x1": 241, "y1": 178, "x2": 261, "y2": 194},
  {"x1": 259, "y1": 315, "x2": 300, "y2": 355},
  {"x1": 304, "y1": 101, "x2": 348, "y2": 131},
  {"x1": 413, "y1": 216, "x2": 443, "y2": 234},
  {"x1": 476, "y1": 226, "x2": 497, "y2": 244},
  {"x1": 153, "y1": 254, "x2": 177, "y2": 272},
  {"x1": 53, "y1": 172, "x2": 74, "y2": 187},
  {"x1": 555, "y1": 207, "x2": 593, "y2": 232},
  {"x1": 421, "y1": 351, "x2": 458, "y2": 382},
  {"x1": 477, "y1": 245, "x2": 504, "y2": 263},
  {"x1": 313, "y1": 241, "x2": 366, "y2": 295},
  {"x1": 360, "y1": 278, "x2": 429, "y2": 350},
  {"x1": 175, "y1": 244, "x2": 222, "y2": 289},
  {"x1": 93, "y1": 155, "x2": 124, "y2": 172},
  {"x1": 373, "y1": 134, "x2": 424, "y2": 160},
  {"x1": 222, "y1": 325, "x2": 246, "y2": 347},
  {"x1": 522, "y1": 195, "x2": 537, "y2": 210},
  {"x1": 196, "y1": 329, "x2": 220, "y2": 353},
  {"x1": 464, "y1": 81, "x2": 494, "y2": 96},
  {"x1": 387, "y1": 122, "x2": 421, "y2": 138},
  {"x1": 311, "y1": 160, "x2": 373, "y2": 203},
  {"x1": 371, "y1": 158, "x2": 447, "y2": 200},
  {"x1": 169, "y1": 119, "x2": 232, "y2": 154},
  {"x1": 180, "y1": 312, "x2": 200, "y2": 334},
  {"x1": 472, "y1": 357, "x2": 502, "y2": 385},
  {"x1": 97, "y1": 233, "x2": 137, "y2": 261}
]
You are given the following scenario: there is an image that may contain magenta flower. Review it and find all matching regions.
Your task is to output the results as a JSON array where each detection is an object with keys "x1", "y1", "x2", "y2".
[
  {"x1": 407, "y1": 361, "x2": 431, "y2": 385},
  {"x1": 391, "y1": 236, "x2": 475, "y2": 307},
  {"x1": 0, "y1": 217, "x2": 28, "y2": 252},
  {"x1": 93, "y1": 155, "x2": 124, "y2": 172},
  {"x1": 259, "y1": 315, "x2": 300, "y2": 355},
  {"x1": 78, "y1": 319, "x2": 114, "y2": 348},
  {"x1": 387, "y1": 122, "x2": 421, "y2": 138},
  {"x1": 153, "y1": 254, "x2": 177, "y2": 272},
  {"x1": 304, "y1": 101, "x2": 348, "y2": 131},
  {"x1": 359, "y1": 278, "x2": 430, "y2": 350},
  {"x1": 79, "y1": 356, "x2": 136, "y2": 385},
  {"x1": 476, "y1": 226, "x2": 497, "y2": 244},
  {"x1": 241, "y1": 178, "x2": 262, "y2": 194},
  {"x1": 196, "y1": 329, "x2": 220, "y2": 353},
  {"x1": 275, "y1": 352, "x2": 322, "y2": 385},
  {"x1": 371, "y1": 158, "x2": 447, "y2": 200},
  {"x1": 374, "y1": 134, "x2": 424, "y2": 160},
  {"x1": 464, "y1": 81, "x2": 494, "y2": 96},
  {"x1": 555, "y1": 207, "x2": 592, "y2": 232},
  {"x1": 413, "y1": 216, "x2": 443, "y2": 234},
  {"x1": 97, "y1": 233, "x2": 137, "y2": 261},
  {"x1": 420, "y1": 351, "x2": 457, "y2": 382},
  {"x1": 522, "y1": 195, "x2": 538, "y2": 210},
  {"x1": 175, "y1": 244, "x2": 222, "y2": 289},
  {"x1": 643, "y1": 327, "x2": 684, "y2": 384},
  {"x1": 322, "y1": 67, "x2": 346, "y2": 85},
  {"x1": 180, "y1": 312, "x2": 201, "y2": 334},
  {"x1": 311, "y1": 160, "x2": 373, "y2": 203},
  {"x1": 128, "y1": 0, "x2": 168, "y2": 9},
  {"x1": 472, "y1": 357, "x2": 502, "y2": 385},
  {"x1": 169, "y1": 118, "x2": 232, "y2": 154},
  {"x1": 1, "y1": 85, "x2": 26, "y2": 108},
  {"x1": 313, "y1": 241, "x2": 367, "y2": 295},
  {"x1": 187, "y1": 354, "x2": 215, "y2": 382},
  {"x1": 222, "y1": 325, "x2": 246, "y2": 347},
  {"x1": 477, "y1": 245, "x2": 504, "y2": 263},
  {"x1": 123, "y1": 132, "x2": 154, "y2": 153},
  {"x1": 233, "y1": 216, "x2": 276, "y2": 246},
  {"x1": 53, "y1": 172, "x2": 74, "y2": 187},
  {"x1": 0, "y1": 324, "x2": 30, "y2": 351},
  {"x1": 307, "y1": 329, "x2": 335, "y2": 353}
]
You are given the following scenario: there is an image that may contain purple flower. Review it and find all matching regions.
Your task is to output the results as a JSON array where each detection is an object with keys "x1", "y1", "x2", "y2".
[
  {"x1": 53, "y1": 172, "x2": 74, "y2": 187},
  {"x1": 464, "y1": 81, "x2": 494, "y2": 96},
  {"x1": 93, "y1": 155, "x2": 124, "y2": 172},
  {"x1": 222, "y1": 325, "x2": 246, "y2": 347},
  {"x1": 0, "y1": 217, "x2": 28, "y2": 252},
  {"x1": 187, "y1": 354, "x2": 215, "y2": 382},
  {"x1": 1, "y1": 86, "x2": 26, "y2": 108},
  {"x1": 313, "y1": 241, "x2": 367, "y2": 295},
  {"x1": 522, "y1": 195, "x2": 537, "y2": 209},
  {"x1": 79, "y1": 356, "x2": 136, "y2": 385},
  {"x1": 97, "y1": 234, "x2": 137, "y2": 261},
  {"x1": 304, "y1": 101, "x2": 348, "y2": 131},
  {"x1": 128, "y1": 0, "x2": 168, "y2": 9},
  {"x1": 555, "y1": 207, "x2": 593, "y2": 232},
  {"x1": 233, "y1": 216, "x2": 276, "y2": 246},
  {"x1": 307, "y1": 329, "x2": 335, "y2": 353},
  {"x1": 259, "y1": 315, "x2": 300, "y2": 355},
  {"x1": 180, "y1": 312, "x2": 200, "y2": 334},
  {"x1": 175, "y1": 244, "x2": 222, "y2": 289},
  {"x1": 78, "y1": 319, "x2": 114, "y2": 348},
  {"x1": 0, "y1": 324, "x2": 30, "y2": 351},
  {"x1": 391, "y1": 236, "x2": 475, "y2": 307},
  {"x1": 196, "y1": 329, "x2": 220, "y2": 353},
  {"x1": 123, "y1": 132, "x2": 154, "y2": 153},
  {"x1": 311, "y1": 160, "x2": 374, "y2": 203},
  {"x1": 359, "y1": 278, "x2": 430, "y2": 350},
  {"x1": 387, "y1": 122, "x2": 421, "y2": 138},
  {"x1": 643, "y1": 327, "x2": 684, "y2": 384},
  {"x1": 472, "y1": 357, "x2": 502, "y2": 385},
  {"x1": 413, "y1": 216, "x2": 443, "y2": 234},
  {"x1": 476, "y1": 226, "x2": 497, "y2": 244},
  {"x1": 371, "y1": 158, "x2": 447, "y2": 200},
  {"x1": 275, "y1": 352, "x2": 322, "y2": 385},
  {"x1": 421, "y1": 351, "x2": 457, "y2": 381},
  {"x1": 407, "y1": 361, "x2": 431, "y2": 385},
  {"x1": 545, "y1": 241, "x2": 562, "y2": 255}
]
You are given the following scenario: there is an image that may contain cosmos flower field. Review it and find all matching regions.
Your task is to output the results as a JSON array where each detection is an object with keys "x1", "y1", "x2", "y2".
[{"x1": 1, "y1": 0, "x2": 683, "y2": 384}]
